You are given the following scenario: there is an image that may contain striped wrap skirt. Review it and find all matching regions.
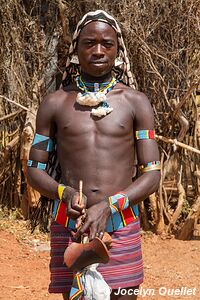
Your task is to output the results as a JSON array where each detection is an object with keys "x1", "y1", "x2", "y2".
[{"x1": 49, "y1": 218, "x2": 144, "y2": 294}]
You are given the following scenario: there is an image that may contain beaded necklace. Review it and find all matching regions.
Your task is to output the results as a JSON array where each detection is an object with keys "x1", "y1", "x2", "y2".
[{"x1": 75, "y1": 76, "x2": 117, "y2": 117}]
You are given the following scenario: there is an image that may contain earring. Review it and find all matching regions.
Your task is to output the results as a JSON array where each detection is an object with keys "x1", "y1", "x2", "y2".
[
  {"x1": 114, "y1": 57, "x2": 123, "y2": 67},
  {"x1": 70, "y1": 55, "x2": 79, "y2": 64}
]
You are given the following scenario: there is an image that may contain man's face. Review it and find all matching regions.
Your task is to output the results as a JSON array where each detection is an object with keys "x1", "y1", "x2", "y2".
[{"x1": 77, "y1": 21, "x2": 118, "y2": 78}]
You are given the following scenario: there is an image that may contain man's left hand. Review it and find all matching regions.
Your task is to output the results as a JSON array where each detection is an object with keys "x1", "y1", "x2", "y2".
[{"x1": 75, "y1": 199, "x2": 111, "y2": 240}]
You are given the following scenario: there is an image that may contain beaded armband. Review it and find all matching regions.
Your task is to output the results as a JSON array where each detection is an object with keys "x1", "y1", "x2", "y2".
[
  {"x1": 135, "y1": 130, "x2": 155, "y2": 140},
  {"x1": 32, "y1": 133, "x2": 54, "y2": 152},
  {"x1": 58, "y1": 184, "x2": 67, "y2": 200},
  {"x1": 109, "y1": 192, "x2": 129, "y2": 214},
  {"x1": 27, "y1": 159, "x2": 47, "y2": 170},
  {"x1": 139, "y1": 161, "x2": 161, "y2": 173}
]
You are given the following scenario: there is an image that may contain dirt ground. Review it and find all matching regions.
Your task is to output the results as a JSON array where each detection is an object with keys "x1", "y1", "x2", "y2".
[{"x1": 0, "y1": 219, "x2": 199, "y2": 300}]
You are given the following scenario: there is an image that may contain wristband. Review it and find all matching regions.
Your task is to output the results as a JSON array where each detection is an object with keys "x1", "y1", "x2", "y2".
[
  {"x1": 58, "y1": 184, "x2": 66, "y2": 200},
  {"x1": 109, "y1": 192, "x2": 129, "y2": 214}
]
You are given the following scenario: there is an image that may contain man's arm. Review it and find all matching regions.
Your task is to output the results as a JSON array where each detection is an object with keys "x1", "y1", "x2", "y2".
[
  {"x1": 26, "y1": 92, "x2": 85, "y2": 219},
  {"x1": 26, "y1": 94, "x2": 59, "y2": 199},
  {"x1": 124, "y1": 91, "x2": 160, "y2": 203}
]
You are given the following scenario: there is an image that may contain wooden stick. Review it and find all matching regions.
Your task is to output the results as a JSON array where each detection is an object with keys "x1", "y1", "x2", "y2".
[
  {"x1": 173, "y1": 79, "x2": 200, "y2": 119},
  {"x1": 155, "y1": 134, "x2": 200, "y2": 155},
  {"x1": 78, "y1": 180, "x2": 89, "y2": 243},
  {"x1": 0, "y1": 95, "x2": 35, "y2": 114},
  {"x1": 0, "y1": 109, "x2": 23, "y2": 122},
  {"x1": 79, "y1": 180, "x2": 83, "y2": 205},
  {"x1": 75, "y1": 180, "x2": 83, "y2": 229}
]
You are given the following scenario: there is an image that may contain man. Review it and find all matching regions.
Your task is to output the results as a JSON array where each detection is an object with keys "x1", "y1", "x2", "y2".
[{"x1": 27, "y1": 10, "x2": 160, "y2": 300}]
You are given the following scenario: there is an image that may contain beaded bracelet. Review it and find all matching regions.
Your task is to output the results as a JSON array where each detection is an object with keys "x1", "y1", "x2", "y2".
[
  {"x1": 139, "y1": 161, "x2": 161, "y2": 173},
  {"x1": 109, "y1": 192, "x2": 129, "y2": 214},
  {"x1": 58, "y1": 184, "x2": 67, "y2": 200},
  {"x1": 27, "y1": 159, "x2": 47, "y2": 170}
]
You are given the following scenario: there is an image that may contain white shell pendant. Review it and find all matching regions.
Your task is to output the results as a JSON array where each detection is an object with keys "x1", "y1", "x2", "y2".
[
  {"x1": 76, "y1": 91, "x2": 107, "y2": 107},
  {"x1": 91, "y1": 106, "x2": 113, "y2": 117}
]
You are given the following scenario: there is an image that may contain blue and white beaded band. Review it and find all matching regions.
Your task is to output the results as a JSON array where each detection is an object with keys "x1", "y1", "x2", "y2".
[
  {"x1": 32, "y1": 133, "x2": 54, "y2": 152},
  {"x1": 27, "y1": 159, "x2": 47, "y2": 170},
  {"x1": 109, "y1": 192, "x2": 130, "y2": 214}
]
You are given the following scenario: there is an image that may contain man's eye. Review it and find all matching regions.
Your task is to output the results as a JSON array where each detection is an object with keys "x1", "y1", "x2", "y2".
[
  {"x1": 84, "y1": 41, "x2": 94, "y2": 46},
  {"x1": 104, "y1": 42, "x2": 113, "y2": 48}
]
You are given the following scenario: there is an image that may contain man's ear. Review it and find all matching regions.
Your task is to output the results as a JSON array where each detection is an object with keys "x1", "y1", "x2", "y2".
[
  {"x1": 70, "y1": 54, "x2": 79, "y2": 64},
  {"x1": 114, "y1": 57, "x2": 123, "y2": 67}
]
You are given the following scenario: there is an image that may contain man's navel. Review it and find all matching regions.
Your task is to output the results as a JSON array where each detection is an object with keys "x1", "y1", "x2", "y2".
[{"x1": 91, "y1": 188, "x2": 99, "y2": 193}]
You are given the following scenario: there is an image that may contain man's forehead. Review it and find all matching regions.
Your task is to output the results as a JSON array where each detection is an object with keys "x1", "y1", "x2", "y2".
[{"x1": 79, "y1": 20, "x2": 117, "y2": 38}]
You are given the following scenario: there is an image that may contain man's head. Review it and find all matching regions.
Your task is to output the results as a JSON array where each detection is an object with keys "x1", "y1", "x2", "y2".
[
  {"x1": 77, "y1": 21, "x2": 118, "y2": 78},
  {"x1": 62, "y1": 10, "x2": 135, "y2": 87}
]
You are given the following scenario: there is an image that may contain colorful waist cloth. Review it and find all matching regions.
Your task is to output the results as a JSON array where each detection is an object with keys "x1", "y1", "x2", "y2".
[
  {"x1": 49, "y1": 219, "x2": 144, "y2": 294},
  {"x1": 53, "y1": 199, "x2": 139, "y2": 232}
]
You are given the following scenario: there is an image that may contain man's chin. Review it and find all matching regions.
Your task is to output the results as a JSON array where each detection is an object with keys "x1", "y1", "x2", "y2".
[
  {"x1": 81, "y1": 64, "x2": 112, "y2": 76},
  {"x1": 88, "y1": 69, "x2": 112, "y2": 78},
  {"x1": 80, "y1": 66, "x2": 113, "y2": 81}
]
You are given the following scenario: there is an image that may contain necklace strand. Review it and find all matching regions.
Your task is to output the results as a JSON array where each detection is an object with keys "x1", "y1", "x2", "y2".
[
  {"x1": 76, "y1": 76, "x2": 117, "y2": 94},
  {"x1": 75, "y1": 76, "x2": 118, "y2": 117},
  {"x1": 79, "y1": 77, "x2": 111, "y2": 93}
]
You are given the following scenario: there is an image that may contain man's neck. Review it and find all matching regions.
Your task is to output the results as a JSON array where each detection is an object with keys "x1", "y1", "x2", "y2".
[{"x1": 80, "y1": 72, "x2": 112, "y2": 83}]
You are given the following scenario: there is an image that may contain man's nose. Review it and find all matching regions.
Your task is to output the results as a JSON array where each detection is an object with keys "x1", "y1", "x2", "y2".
[{"x1": 93, "y1": 44, "x2": 104, "y2": 56}]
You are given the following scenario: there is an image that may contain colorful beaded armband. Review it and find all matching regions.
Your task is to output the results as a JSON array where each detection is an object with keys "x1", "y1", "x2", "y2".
[
  {"x1": 32, "y1": 133, "x2": 54, "y2": 152},
  {"x1": 27, "y1": 159, "x2": 47, "y2": 170},
  {"x1": 109, "y1": 192, "x2": 129, "y2": 214},
  {"x1": 135, "y1": 130, "x2": 155, "y2": 140},
  {"x1": 139, "y1": 161, "x2": 161, "y2": 173},
  {"x1": 58, "y1": 184, "x2": 66, "y2": 200}
]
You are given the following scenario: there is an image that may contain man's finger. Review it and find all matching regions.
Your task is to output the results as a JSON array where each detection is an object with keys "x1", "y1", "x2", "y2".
[
  {"x1": 76, "y1": 215, "x2": 84, "y2": 229},
  {"x1": 67, "y1": 208, "x2": 81, "y2": 219},
  {"x1": 99, "y1": 231, "x2": 104, "y2": 239},
  {"x1": 75, "y1": 219, "x2": 91, "y2": 239},
  {"x1": 72, "y1": 193, "x2": 86, "y2": 211},
  {"x1": 89, "y1": 223, "x2": 98, "y2": 241},
  {"x1": 72, "y1": 203, "x2": 85, "y2": 212},
  {"x1": 67, "y1": 194, "x2": 80, "y2": 218}
]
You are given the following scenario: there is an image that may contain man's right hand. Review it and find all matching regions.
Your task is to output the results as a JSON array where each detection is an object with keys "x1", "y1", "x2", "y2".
[{"x1": 62, "y1": 186, "x2": 87, "y2": 219}]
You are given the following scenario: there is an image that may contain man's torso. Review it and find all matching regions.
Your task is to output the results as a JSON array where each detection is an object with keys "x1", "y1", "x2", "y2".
[{"x1": 51, "y1": 82, "x2": 140, "y2": 207}]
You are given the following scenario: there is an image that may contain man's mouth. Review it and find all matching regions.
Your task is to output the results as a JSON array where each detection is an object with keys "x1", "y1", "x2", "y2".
[{"x1": 90, "y1": 61, "x2": 107, "y2": 65}]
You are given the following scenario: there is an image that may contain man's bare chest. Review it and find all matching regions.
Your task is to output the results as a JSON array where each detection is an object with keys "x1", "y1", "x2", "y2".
[{"x1": 55, "y1": 97, "x2": 134, "y2": 139}]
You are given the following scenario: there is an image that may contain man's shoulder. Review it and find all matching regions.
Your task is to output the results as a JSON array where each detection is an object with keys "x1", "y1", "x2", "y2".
[
  {"x1": 37, "y1": 88, "x2": 75, "y2": 120},
  {"x1": 41, "y1": 85, "x2": 77, "y2": 105},
  {"x1": 117, "y1": 82, "x2": 150, "y2": 105}
]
